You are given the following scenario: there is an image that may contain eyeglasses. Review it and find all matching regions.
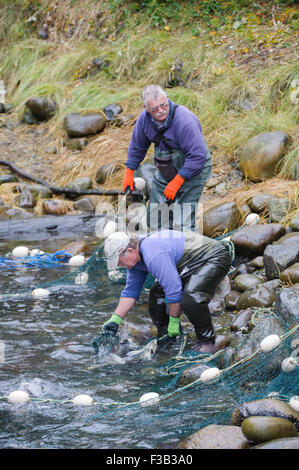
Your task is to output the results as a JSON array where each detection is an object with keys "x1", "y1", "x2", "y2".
[{"x1": 148, "y1": 102, "x2": 169, "y2": 113}]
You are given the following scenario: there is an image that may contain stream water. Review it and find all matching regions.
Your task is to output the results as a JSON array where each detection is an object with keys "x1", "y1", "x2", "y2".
[{"x1": 0, "y1": 236, "x2": 242, "y2": 449}]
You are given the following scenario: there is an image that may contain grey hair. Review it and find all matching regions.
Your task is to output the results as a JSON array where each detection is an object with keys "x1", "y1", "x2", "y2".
[{"x1": 142, "y1": 85, "x2": 167, "y2": 108}]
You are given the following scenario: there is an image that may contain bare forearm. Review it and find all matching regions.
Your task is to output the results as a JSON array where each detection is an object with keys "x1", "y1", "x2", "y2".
[
  {"x1": 114, "y1": 297, "x2": 136, "y2": 319},
  {"x1": 169, "y1": 302, "x2": 181, "y2": 318}
]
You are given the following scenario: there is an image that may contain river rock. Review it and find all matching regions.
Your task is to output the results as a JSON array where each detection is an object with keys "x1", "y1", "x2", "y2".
[
  {"x1": 268, "y1": 197, "x2": 295, "y2": 223},
  {"x1": 279, "y1": 263, "x2": 299, "y2": 284},
  {"x1": 248, "y1": 256, "x2": 264, "y2": 269},
  {"x1": 25, "y1": 97, "x2": 58, "y2": 121},
  {"x1": 274, "y1": 285, "x2": 299, "y2": 322},
  {"x1": 234, "y1": 274, "x2": 263, "y2": 292},
  {"x1": 63, "y1": 112, "x2": 106, "y2": 138},
  {"x1": 178, "y1": 424, "x2": 250, "y2": 449},
  {"x1": 230, "y1": 308, "x2": 254, "y2": 332},
  {"x1": 238, "y1": 131, "x2": 292, "y2": 182},
  {"x1": 18, "y1": 188, "x2": 36, "y2": 209},
  {"x1": 247, "y1": 193, "x2": 276, "y2": 213},
  {"x1": 73, "y1": 197, "x2": 95, "y2": 213},
  {"x1": 225, "y1": 290, "x2": 241, "y2": 309},
  {"x1": 253, "y1": 437, "x2": 299, "y2": 449},
  {"x1": 263, "y1": 243, "x2": 299, "y2": 280},
  {"x1": 66, "y1": 177, "x2": 93, "y2": 191},
  {"x1": 42, "y1": 199, "x2": 71, "y2": 215},
  {"x1": 289, "y1": 213, "x2": 299, "y2": 231},
  {"x1": 241, "y1": 416, "x2": 297, "y2": 443},
  {"x1": 62, "y1": 241, "x2": 91, "y2": 256},
  {"x1": 208, "y1": 276, "x2": 231, "y2": 313},
  {"x1": 231, "y1": 398, "x2": 299, "y2": 426},
  {"x1": 17, "y1": 183, "x2": 53, "y2": 199},
  {"x1": 103, "y1": 103, "x2": 123, "y2": 121},
  {"x1": 236, "y1": 284, "x2": 276, "y2": 310},
  {"x1": 231, "y1": 224, "x2": 286, "y2": 257},
  {"x1": 273, "y1": 232, "x2": 299, "y2": 246},
  {"x1": 202, "y1": 201, "x2": 241, "y2": 238},
  {"x1": 95, "y1": 163, "x2": 122, "y2": 185},
  {"x1": 65, "y1": 137, "x2": 88, "y2": 151}
]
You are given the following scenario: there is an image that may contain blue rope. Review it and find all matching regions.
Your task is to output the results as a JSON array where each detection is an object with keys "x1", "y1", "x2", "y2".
[{"x1": 0, "y1": 250, "x2": 73, "y2": 269}]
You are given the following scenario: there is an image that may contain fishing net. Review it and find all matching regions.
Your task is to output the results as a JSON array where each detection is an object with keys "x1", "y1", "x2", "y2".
[{"x1": 0, "y1": 234, "x2": 298, "y2": 434}]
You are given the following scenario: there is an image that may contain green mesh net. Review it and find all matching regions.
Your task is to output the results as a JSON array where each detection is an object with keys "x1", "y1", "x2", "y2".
[{"x1": 0, "y1": 239, "x2": 298, "y2": 433}]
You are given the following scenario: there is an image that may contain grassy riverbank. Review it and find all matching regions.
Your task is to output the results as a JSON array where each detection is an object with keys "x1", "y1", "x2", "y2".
[{"x1": 0, "y1": 1, "x2": 298, "y2": 183}]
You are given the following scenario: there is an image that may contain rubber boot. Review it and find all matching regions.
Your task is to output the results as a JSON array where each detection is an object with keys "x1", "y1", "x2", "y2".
[{"x1": 148, "y1": 282, "x2": 169, "y2": 337}]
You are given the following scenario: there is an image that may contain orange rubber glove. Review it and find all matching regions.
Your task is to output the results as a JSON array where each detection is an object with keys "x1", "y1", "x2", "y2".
[
  {"x1": 164, "y1": 174, "x2": 185, "y2": 200},
  {"x1": 122, "y1": 168, "x2": 134, "y2": 192}
]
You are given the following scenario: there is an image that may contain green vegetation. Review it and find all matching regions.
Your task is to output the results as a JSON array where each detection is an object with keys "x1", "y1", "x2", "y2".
[{"x1": 0, "y1": 0, "x2": 298, "y2": 178}]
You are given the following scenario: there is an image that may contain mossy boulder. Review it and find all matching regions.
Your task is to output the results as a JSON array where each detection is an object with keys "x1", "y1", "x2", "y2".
[{"x1": 241, "y1": 416, "x2": 297, "y2": 444}]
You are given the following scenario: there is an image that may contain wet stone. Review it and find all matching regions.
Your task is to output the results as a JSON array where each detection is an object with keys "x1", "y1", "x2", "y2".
[
  {"x1": 274, "y1": 285, "x2": 299, "y2": 322},
  {"x1": 178, "y1": 424, "x2": 250, "y2": 449},
  {"x1": 231, "y1": 398, "x2": 299, "y2": 426},
  {"x1": 231, "y1": 223, "x2": 286, "y2": 257},
  {"x1": 279, "y1": 262, "x2": 299, "y2": 284},
  {"x1": 233, "y1": 274, "x2": 263, "y2": 292},
  {"x1": 263, "y1": 243, "x2": 299, "y2": 280},
  {"x1": 236, "y1": 284, "x2": 276, "y2": 310},
  {"x1": 241, "y1": 416, "x2": 297, "y2": 444}
]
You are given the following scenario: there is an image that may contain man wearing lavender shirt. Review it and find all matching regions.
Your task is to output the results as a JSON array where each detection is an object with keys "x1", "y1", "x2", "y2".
[
  {"x1": 102, "y1": 230, "x2": 231, "y2": 354},
  {"x1": 122, "y1": 85, "x2": 212, "y2": 231}
]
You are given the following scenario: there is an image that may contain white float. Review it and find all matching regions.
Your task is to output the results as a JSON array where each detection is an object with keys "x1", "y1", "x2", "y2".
[
  {"x1": 260, "y1": 334, "x2": 281, "y2": 352},
  {"x1": 12, "y1": 246, "x2": 29, "y2": 258},
  {"x1": 103, "y1": 221, "x2": 118, "y2": 238},
  {"x1": 30, "y1": 249, "x2": 45, "y2": 256},
  {"x1": 289, "y1": 396, "x2": 299, "y2": 413},
  {"x1": 200, "y1": 367, "x2": 221, "y2": 383},
  {"x1": 75, "y1": 272, "x2": 89, "y2": 285},
  {"x1": 281, "y1": 357, "x2": 297, "y2": 373},
  {"x1": 245, "y1": 213, "x2": 260, "y2": 226},
  {"x1": 139, "y1": 392, "x2": 160, "y2": 406},
  {"x1": 72, "y1": 394, "x2": 94, "y2": 406},
  {"x1": 68, "y1": 255, "x2": 85, "y2": 267},
  {"x1": 134, "y1": 177, "x2": 146, "y2": 191},
  {"x1": 7, "y1": 390, "x2": 30, "y2": 404},
  {"x1": 32, "y1": 288, "x2": 50, "y2": 299}
]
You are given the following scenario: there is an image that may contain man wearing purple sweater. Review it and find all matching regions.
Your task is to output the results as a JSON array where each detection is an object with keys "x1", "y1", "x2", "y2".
[
  {"x1": 102, "y1": 230, "x2": 231, "y2": 353},
  {"x1": 122, "y1": 85, "x2": 212, "y2": 231}
]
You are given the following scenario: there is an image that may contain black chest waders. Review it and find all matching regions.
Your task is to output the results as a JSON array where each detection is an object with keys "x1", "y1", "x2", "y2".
[
  {"x1": 146, "y1": 108, "x2": 212, "y2": 232},
  {"x1": 148, "y1": 232, "x2": 232, "y2": 342}
]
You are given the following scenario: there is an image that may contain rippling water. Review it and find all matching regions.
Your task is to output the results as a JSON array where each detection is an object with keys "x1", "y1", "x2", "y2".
[{"x1": 0, "y1": 237, "x2": 234, "y2": 449}]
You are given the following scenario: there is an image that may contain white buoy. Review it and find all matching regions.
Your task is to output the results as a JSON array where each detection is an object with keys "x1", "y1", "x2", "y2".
[
  {"x1": 260, "y1": 334, "x2": 281, "y2": 352},
  {"x1": 108, "y1": 270, "x2": 124, "y2": 281},
  {"x1": 30, "y1": 249, "x2": 45, "y2": 256},
  {"x1": 281, "y1": 357, "x2": 297, "y2": 373},
  {"x1": 7, "y1": 390, "x2": 30, "y2": 404},
  {"x1": 72, "y1": 394, "x2": 94, "y2": 406},
  {"x1": 103, "y1": 221, "x2": 118, "y2": 238},
  {"x1": 12, "y1": 246, "x2": 29, "y2": 258},
  {"x1": 200, "y1": 367, "x2": 221, "y2": 382},
  {"x1": 32, "y1": 288, "x2": 50, "y2": 299},
  {"x1": 75, "y1": 272, "x2": 89, "y2": 285},
  {"x1": 139, "y1": 392, "x2": 160, "y2": 406},
  {"x1": 245, "y1": 213, "x2": 260, "y2": 226},
  {"x1": 134, "y1": 177, "x2": 146, "y2": 191},
  {"x1": 68, "y1": 255, "x2": 85, "y2": 267},
  {"x1": 289, "y1": 396, "x2": 299, "y2": 412}
]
